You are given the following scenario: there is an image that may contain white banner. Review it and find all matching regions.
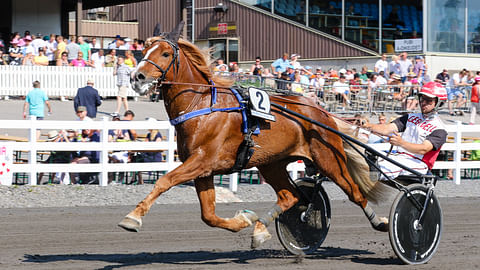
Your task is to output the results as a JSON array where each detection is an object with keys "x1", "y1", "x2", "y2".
[
  {"x1": 395, "y1": 38, "x2": 422, "y2": 52},
  {"x1": 0, "y1": 144, "x2": 13, "y2": 185}
]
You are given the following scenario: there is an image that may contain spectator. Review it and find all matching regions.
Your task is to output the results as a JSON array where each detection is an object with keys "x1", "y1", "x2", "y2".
[
  {"x1": 435, "y1": 69, "x2": 450, "y2": 86},
  {"x1": 75, "y1": 106, "x2": 92, "y2": 121},
  {"x1": 367, "y1": 113, "x2": 387, "y2": 144},
  {"x1": 8, "y1": 39, "x2": 22, "y2": 65},
  {"x1": 250, "y1": 56, "x2": 264, "y2": 76},
  {"x1": 124, "y1": 50, "x2": 137, "y2": 68},
  {"x1": 388, "y1": 55, "x2": 400, "y2": 75},
  {"x1": 31, "y1": 33, "x2": 45, "y2": 55},
  {"x1": 447, "y1": 70, "x2": 468, "y2": 116},
  {"x1": 229, "y1": 62, "x2": 239, "y2": 73},
  {"x1": 66, "y1": 37, "x2": 81, "y2": 62},
  {"x1": 291, "y1": 73, "x2": 304, "y2": 93},
  {"x1": 78, "y1": 36, "x2": 91, "y2": 61},
  {"x1": 389, "y1": 73, "x2": 405, "y2": 101},
  {"x1": 33, "y1": 47, "x2": 48, "y2": 66},
  {"x1": 108, "y1": 115, "x2": 131, "y2": 184},
  {"x1": 54, "y1": 35, "x2": 66, "y2": 62},
  {"x1": 70, "y1": 129, "x2": 100, "y2": 184},
  {"x1": 412, "y1": 56, "x2": 425, "y2": 79},
  {"x1": 276, "y1": 72, "x2": 291, "y2": 90},
  {"x1": 375, "y1": 71, "x2": 387, "y2": 86},
  {"x1": 45, "y1": 34, "x2": 57, "y2": 65},
  {"x1": 131, "y1": 38, "x2": 143, "y2": 50},
  {"x1": 345, "y1": 69, "x2": 354, "y2": 80},
  {"x1": 271, "y1": 53, "x2": 290, "y2": 77},
  {"x1": 113, "y1": 56, "x2": 131, "y2": 115},
  {"x1": 290, "y1": 54, "x2": 302, "y2": 70},
  {"x1": 23, "y1": 81, "x2": 52, "y2": 120},
  {"x1": 91, "y1": 49, "x2": 105, "y2": 69},
  {"x1": 70, "y1": 51, "x2": 91, "y2": 67},
  {"x1": 0, "y1": 50, "x2": 7, "y2": 65},
  {"x1": 22, "y1": 52, "x2": 34, "y2": 66},
  {"x1": 332, "y1": 75, "x2": 350, "y2": 110},
  {"x1": 374, "y1": 53, "x2": 388, "y2": 75},
  {"x1": 56, "y1": 51, "x2": 69, "y2": 66},
  {"x1": 310, "y1": 67, "x2": 325, "y2": 94},
  {"x1": 38, "y1": 130, "x2": 73, "y2": 184},
  {"x1": 121, "y1": 38, "x2": 132, "y2": 50},
  {"x1": 358, "y1": 66, "x2": 369, "y2": 82},
  {"x1": 398, "y1": 52, "x2": 412, "y2": 83},
  {"x1": 214, "y1": 59, "x2": 226, "y2": 72},
  {"x1": 108, "y1": 36, "x2": 125, "y2": 50},
  {"x1": 469, "y1": 76, "x2": 480, "y2": 125},
  {"x1": 136, "y1": 117, "x2": 164, "y2": 185},
  {"x1": 105, "y1": 49, "x2": 117, "y2": 67},
  {"x1": 74, "y1": 79, "x2": 102, "y2": 118},
  {"x1": 90, "y1": 37, "x2": 101, "y2": 49},
  {"x1": 122, "y1": 110, "x2": 137, "y2": 140}
]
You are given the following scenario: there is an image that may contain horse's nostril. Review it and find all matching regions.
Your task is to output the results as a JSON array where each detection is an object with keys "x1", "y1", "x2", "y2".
[{"x1": 136, "y1": 72, "x2": 146, "y2": 80}]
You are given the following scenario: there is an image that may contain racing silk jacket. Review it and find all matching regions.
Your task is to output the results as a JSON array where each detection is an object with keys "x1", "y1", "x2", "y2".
[{"x1": 392, "y1": 112, "x2": 447, "y2": 170}]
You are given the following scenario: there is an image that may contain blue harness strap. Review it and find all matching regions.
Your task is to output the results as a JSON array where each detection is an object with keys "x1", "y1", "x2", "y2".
[{"x1": 169, "y1": 83, "x2": 253, "y2": 134}]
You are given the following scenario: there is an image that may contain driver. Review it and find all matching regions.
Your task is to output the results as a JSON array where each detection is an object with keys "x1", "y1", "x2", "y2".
[{"x1": 363, "y1": 82, "x2": 448, "y2": 179}]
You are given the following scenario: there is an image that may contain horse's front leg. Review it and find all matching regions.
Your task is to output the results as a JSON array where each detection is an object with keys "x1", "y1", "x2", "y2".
[
  {"x1": 118, "y1": 153, "x2": 211, "y2": 232},
  {"x1": 194, "y1": 176, "x2": 258, "y2": 232}
]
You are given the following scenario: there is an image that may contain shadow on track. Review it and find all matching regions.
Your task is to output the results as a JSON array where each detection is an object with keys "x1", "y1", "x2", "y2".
[{"x1": 23, "y1": 246, "x2": 397, "y2": 269}]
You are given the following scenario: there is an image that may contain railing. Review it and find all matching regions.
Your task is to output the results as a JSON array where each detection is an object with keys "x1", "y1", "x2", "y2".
[
  {"x1": 0, "y1": 118, "x2": 479, "y2": 191},
  {"x1": 0, "y1": 65, "x2": 138, "y2": 98},
  {"x1": 230, "y1": 73, "x2": 472, "y2": 114}
]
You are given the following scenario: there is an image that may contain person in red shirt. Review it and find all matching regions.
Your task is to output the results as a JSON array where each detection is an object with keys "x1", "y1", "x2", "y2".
[{"x1": 470, "y1": 76, "x2": 480, "y2": 125}]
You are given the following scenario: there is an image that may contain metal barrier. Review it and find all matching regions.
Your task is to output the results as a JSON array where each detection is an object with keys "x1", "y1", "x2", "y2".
[
  {"x1": 230, "y1": 73, "x2": 472, "y2": 114},
  {"x1": 0, "y1": 65, "x2": 138, "y2": 98},
  {"x1": 0, "y1": 118, "x2": 479, "y2": 191}
]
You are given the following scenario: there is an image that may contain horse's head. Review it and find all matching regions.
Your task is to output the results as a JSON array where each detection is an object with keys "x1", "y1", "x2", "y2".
[{"x1": 132, "y1": 22, "x2": 184, "y2": 95}]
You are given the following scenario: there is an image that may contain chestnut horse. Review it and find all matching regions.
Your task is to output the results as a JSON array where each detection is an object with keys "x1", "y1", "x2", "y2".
[{"x1": 118, "y1": 22, "x2": 389, "y2": 248}]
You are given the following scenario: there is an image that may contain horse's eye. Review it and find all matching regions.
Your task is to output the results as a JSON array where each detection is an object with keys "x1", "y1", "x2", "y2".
[{"x1": 162, "y1": 52, "x2": 169, "y2": 57}]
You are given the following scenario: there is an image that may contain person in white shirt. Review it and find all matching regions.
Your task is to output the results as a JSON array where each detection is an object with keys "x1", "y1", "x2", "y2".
[
  {"x1": 45, "y1": 34, "x2": 57, "y2": 65},
  {"x1": 290, "y1": 54, "x2": 302, "y2": 70},
  {"x1": 447, "y1": 70, "x2": 468, "y2": 115},
  {"x1": 332, "y1": 75, "x2": 350, "y2": 109},
  {"x1": 91, "y1": 49, "x2": 105, "y2": 69},
  {"x1": 374, "y1": 54, "x2": 388, "y2": 75},
  {"x1": 90, "y1": 37, "x2": 102, "y2": 49},
  {"x1": 375, "y1": 71, "x2": 387, "y2": 86},
  {"x1": 31, "y1": 34, "x2": 46, "y2": 56}
]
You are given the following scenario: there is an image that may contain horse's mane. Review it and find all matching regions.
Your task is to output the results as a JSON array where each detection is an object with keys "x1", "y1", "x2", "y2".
[{"x1": 145, "y1": 37, "x2": 234, "y2": 88}]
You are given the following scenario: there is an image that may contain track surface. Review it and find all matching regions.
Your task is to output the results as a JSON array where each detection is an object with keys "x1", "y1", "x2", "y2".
[{"x1": 0, "y1": 198, "x2": 478, "y2": 270}]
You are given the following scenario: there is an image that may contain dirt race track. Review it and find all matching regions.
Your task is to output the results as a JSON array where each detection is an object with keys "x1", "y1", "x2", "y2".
[{"x1": 0, "y1": 198, "x2": 478, "y2": 270}]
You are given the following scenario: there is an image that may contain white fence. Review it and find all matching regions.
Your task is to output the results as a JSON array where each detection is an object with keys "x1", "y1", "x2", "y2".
[
  {"x1": 0, "y1": 65, "x2": 138, "y2": 98},
  {"x1": 0, "y1": 118, "x2": 479, "y2": 191}
]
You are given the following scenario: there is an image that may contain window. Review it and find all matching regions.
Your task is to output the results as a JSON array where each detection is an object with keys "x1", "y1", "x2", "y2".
[
  {"x1": 209, "y1": 38, "x2": 239, "y2": 64},
  {"x1": 427, "y1": 0, "x2": 466, "y2": 53}
]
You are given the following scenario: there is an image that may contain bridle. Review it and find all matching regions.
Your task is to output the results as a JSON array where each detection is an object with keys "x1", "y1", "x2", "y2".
[{"x1": 138, "y1": 38, "x2": 180, "y2": 86}]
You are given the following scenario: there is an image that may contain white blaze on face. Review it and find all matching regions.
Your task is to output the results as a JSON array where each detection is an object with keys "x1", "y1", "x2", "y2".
[{"x1": 137, "y1": 44, "x2": 159, "y2": 69}]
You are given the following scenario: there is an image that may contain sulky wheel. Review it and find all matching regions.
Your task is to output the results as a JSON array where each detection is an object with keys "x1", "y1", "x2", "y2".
[
  {"x1": 389, "y1": 183, "x2": 443, "y2": 265},
  {"x1": 275, "y1": 178, "x2": 331, "y2": 255}
]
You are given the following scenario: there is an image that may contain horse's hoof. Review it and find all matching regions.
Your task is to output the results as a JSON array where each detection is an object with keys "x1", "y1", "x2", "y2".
[
  {"x1": 373, "y1": 217, "x2": 389, "y2": 232},
  {"x1": 251, "y1": 223, "x2": 272, "y2": 249},
  {"x1": 235, "y1": 209, "x2": 259, "y2": 227},
  {"x1": 118, "y1": 215, "x2": 142, "y2": 232}
]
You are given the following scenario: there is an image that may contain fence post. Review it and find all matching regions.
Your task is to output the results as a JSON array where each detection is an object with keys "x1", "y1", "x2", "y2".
[
  {"x1": 28, "y1": 116, "x2": 38, "y2": 185},
  {"x1": 167, "y1": 125, "x2": 176, "y2": 169},
  {"x1": 99, "y1": 116, "x2": 109, "y2": 186},
  {"x1": 229, "y1": 172, "x2": 238, "y2": 192},
  {"x1": 454, "y1": 120, "x2": 462, "y2": 185}
]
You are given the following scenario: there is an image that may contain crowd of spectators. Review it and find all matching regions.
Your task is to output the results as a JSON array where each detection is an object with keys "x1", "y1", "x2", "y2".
[
  {"x1": 0, "y1": 31, "x2": 144, "y2": 68},
  {"x1": 213, "y1": 52, "x2": 477, "y2": 114}
]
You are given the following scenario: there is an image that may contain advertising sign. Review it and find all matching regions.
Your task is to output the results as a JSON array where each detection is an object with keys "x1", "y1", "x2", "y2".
[{"x1": 0, "y1": 144, "x2": 13, "y2": 185}]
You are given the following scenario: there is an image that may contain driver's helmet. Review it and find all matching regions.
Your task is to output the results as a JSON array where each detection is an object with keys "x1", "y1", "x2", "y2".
[{"x1": 418, "y1": 82, "x2": 447, "y2": 108}]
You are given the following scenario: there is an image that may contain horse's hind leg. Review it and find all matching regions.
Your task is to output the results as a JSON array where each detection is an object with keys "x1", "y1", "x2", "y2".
[
  {"x1": 310, "y1": 140, "x2": 388, "y2": 232},
  {"x1": 194, "y1": 176, "x2": 258, "y2": 232},
  {"x1": 251, "y1": 163, "x2": 299, "y2": 248}
]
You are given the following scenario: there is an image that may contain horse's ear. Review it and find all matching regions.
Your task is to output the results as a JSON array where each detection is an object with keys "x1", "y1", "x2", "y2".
[
  {"x1": 153, "y1": 23, "x2": 162, "y2": 37},
  {"x1": 166, "y1": 21, "x2": 185, "y2": 43}
]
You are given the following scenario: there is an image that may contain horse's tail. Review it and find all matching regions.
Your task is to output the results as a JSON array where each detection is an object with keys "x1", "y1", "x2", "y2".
[{"x1": 333, "y1": 118, "x2": 391, "y2": 204}]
